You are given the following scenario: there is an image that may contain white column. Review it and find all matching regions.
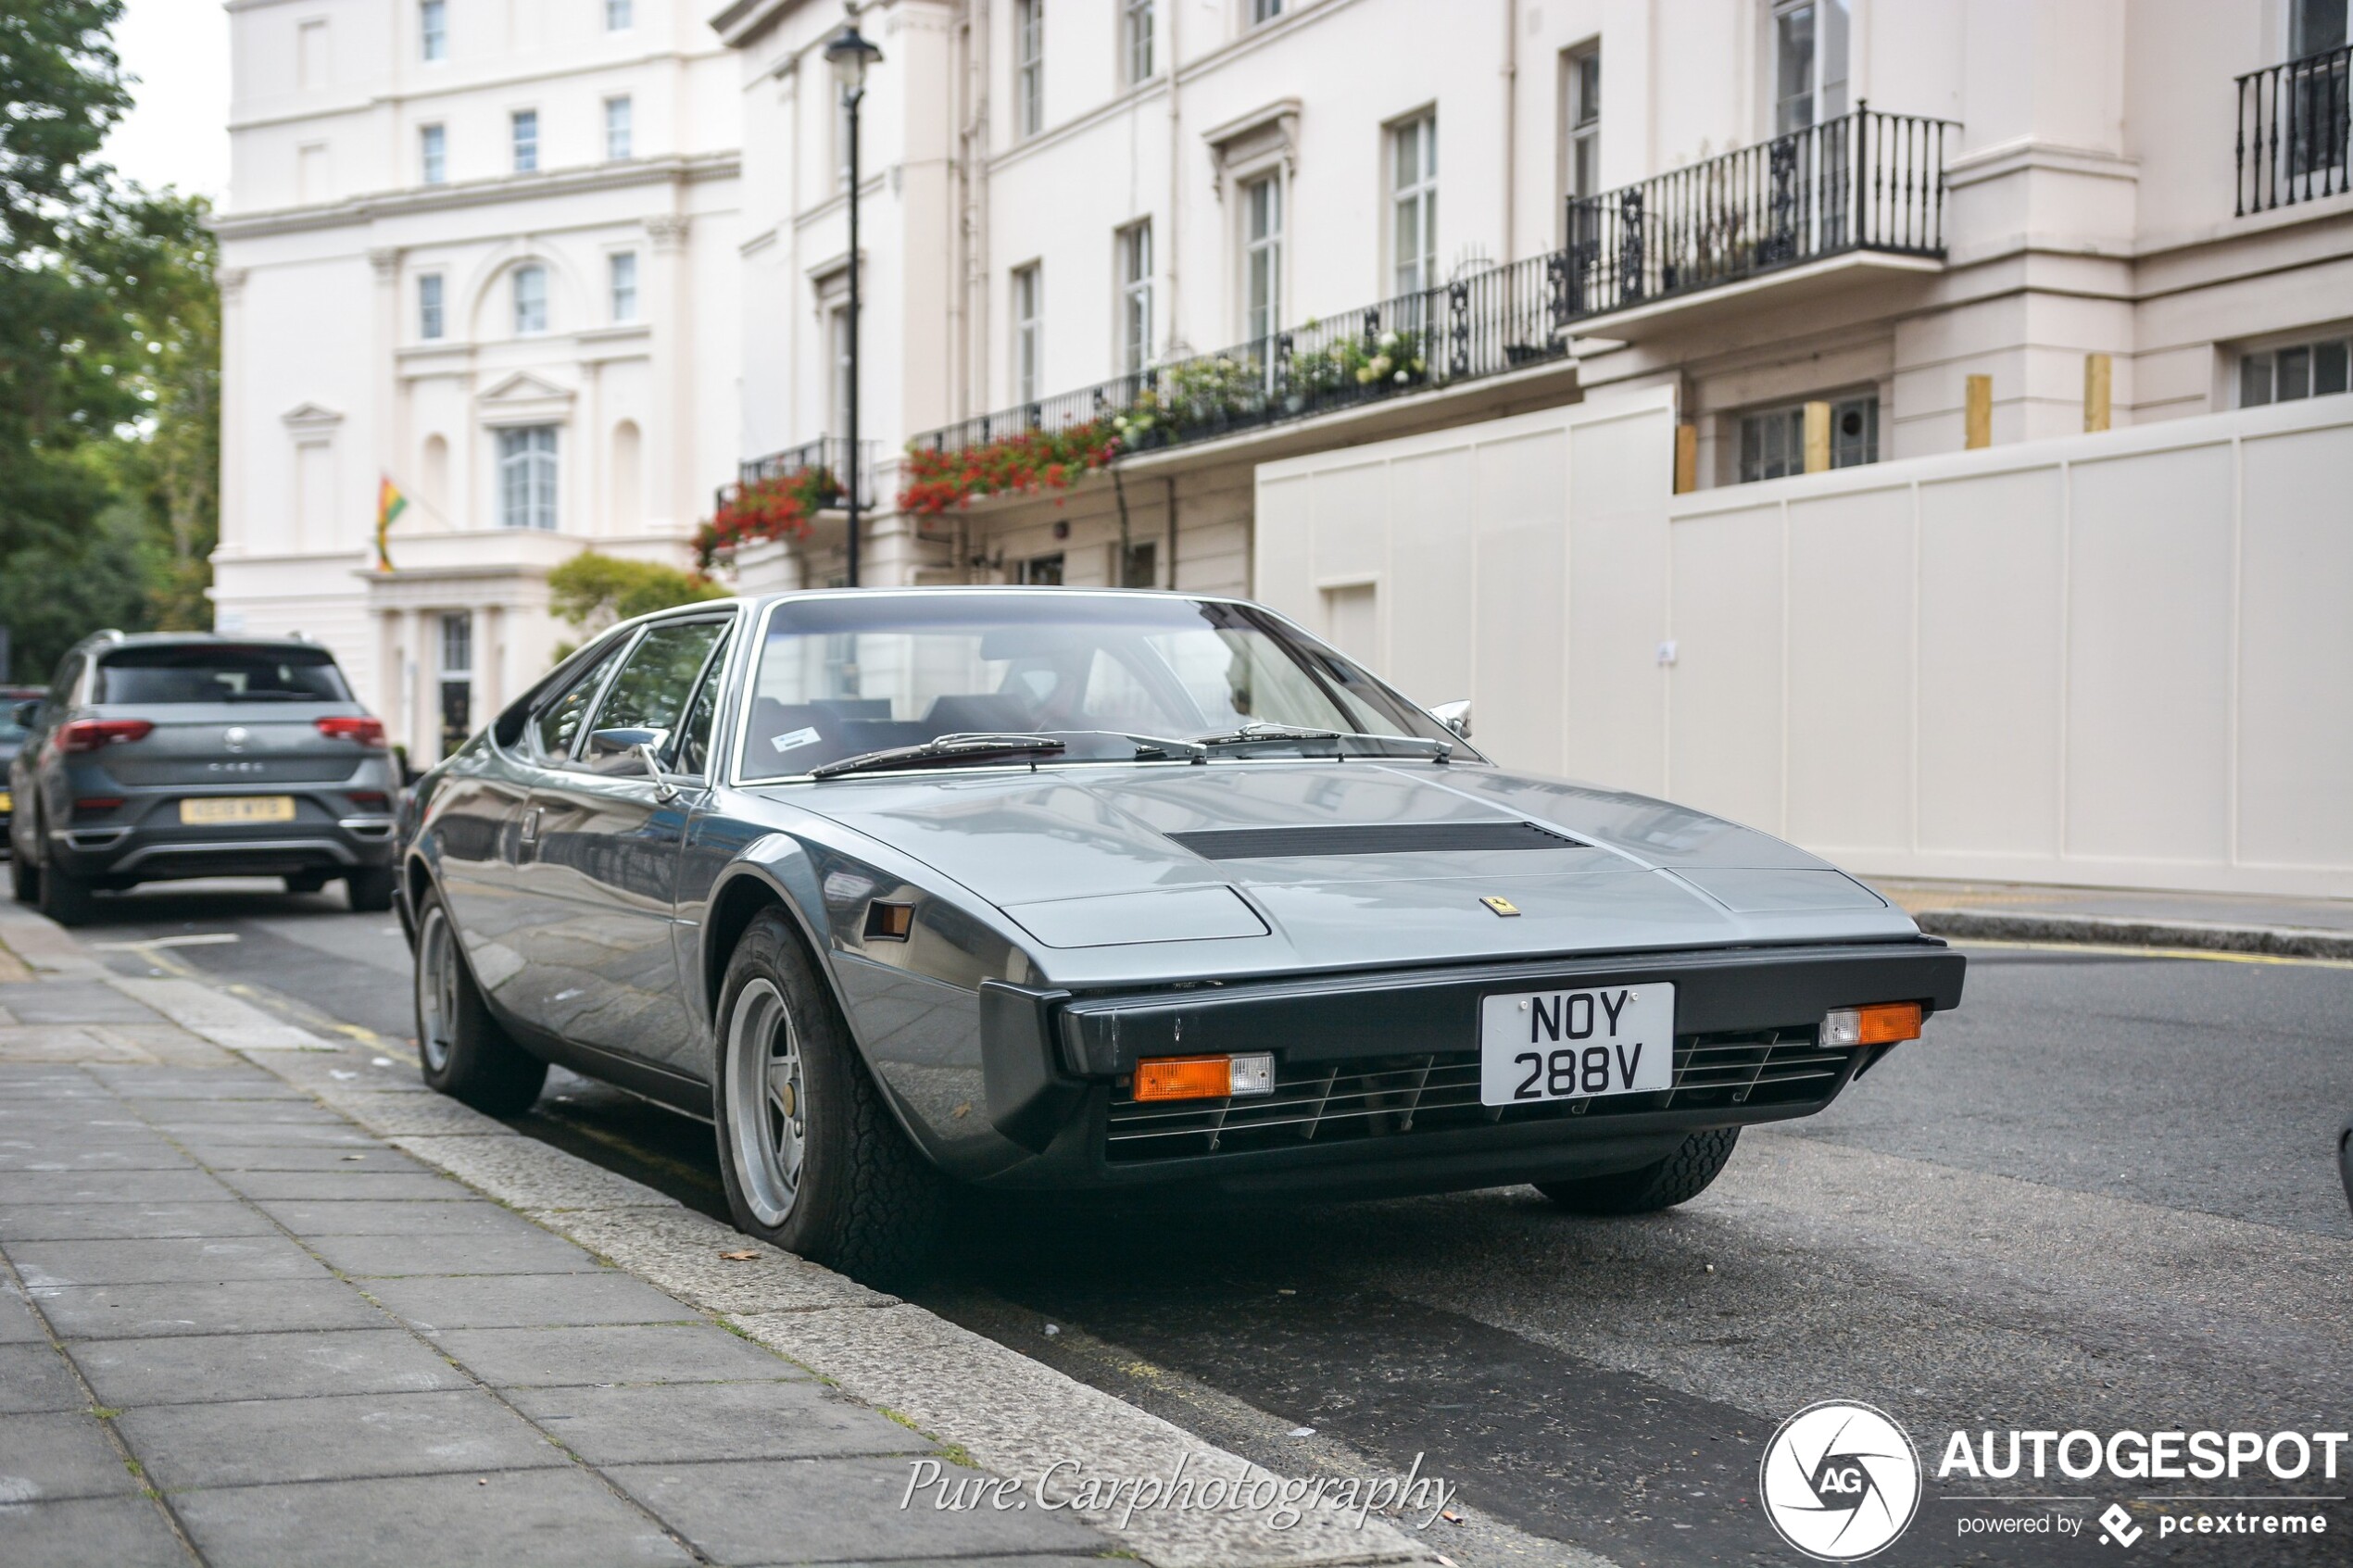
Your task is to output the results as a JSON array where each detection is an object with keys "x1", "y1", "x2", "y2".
[{"x1": 646, "y1": 214, "x2": 692, "y2": 536}]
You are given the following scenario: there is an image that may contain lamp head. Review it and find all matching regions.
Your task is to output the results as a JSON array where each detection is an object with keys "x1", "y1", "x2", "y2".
[{"x1": 824, "y1": 15, "x2": 882, "y2": 94}]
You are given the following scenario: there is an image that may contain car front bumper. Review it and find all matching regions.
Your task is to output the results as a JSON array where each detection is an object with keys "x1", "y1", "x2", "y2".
[{"x1": 964, "y1": 937, "x2": 1966, "y2": 1198}]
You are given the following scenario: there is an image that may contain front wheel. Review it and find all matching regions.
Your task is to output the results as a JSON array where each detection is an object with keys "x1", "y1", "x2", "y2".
[
  {"x1": 713, "y1": 908, "x2": 939, "y2": 1285},
  {"x1": 36, "y1": 855, "x2": 97, "y2": 927},
  {"x1": 412, "y1": 888, "x2": 547, "y2": 1116},
  {"x1": 1536, "y1": 1128, "x2": 1741, "y2": 1216}
]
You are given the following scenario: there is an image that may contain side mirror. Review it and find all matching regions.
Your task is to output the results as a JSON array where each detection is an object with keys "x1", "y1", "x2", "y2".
[
  {"x1": 1430, "y1": 699, "x2": 1472, "y2": 741},
  {"x1": 588, "y1": 726, "x2": 677, "y2": 800},
  {"x1": 10, "y1": 700, "x2": 38, "y2": 729}
]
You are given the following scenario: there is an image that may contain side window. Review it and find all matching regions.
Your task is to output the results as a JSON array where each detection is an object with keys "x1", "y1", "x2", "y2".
[
  {"x1": 43, "y1": 655, "x2": 85, "y2": 724},
  {"x1": 585, "y1": 619, "x2": 728, "y2": 773},
  {"x1": 531, "y1": 639, "x2": 630, "y2": 764},
  {"x1": 671, "y1": 630, "x2": 734, "y2": 776}
]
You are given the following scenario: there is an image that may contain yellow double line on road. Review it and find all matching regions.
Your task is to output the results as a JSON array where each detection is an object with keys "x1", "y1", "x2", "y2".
[{"x1": 1951, "y1": 936, "x2": 2353, "y2": 971}]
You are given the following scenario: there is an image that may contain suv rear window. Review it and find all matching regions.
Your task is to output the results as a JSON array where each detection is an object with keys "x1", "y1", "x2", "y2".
[{"x1": 94, "y1": 646, "x2": 354, "y2": 705}]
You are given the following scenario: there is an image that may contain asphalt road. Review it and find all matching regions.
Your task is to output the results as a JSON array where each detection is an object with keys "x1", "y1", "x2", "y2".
[{"x1": 67, "y1": 878, "x2": 2353, "y2": 1568}]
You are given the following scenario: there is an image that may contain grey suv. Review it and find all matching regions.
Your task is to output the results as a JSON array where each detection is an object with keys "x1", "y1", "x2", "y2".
[{"x1": 6, "y1": 633, "x2": 399, "y2": 925}]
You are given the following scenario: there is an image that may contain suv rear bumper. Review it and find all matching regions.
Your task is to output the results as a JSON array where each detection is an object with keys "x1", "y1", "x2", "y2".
[{"x1": 48, "y1": 816, "x2": 396, "y2": 883}]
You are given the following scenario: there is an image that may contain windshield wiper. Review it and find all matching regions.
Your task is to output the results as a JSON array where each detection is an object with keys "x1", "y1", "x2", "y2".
[
  {"x1": 809, "y1": 733, "x2": 1066, "y2": 780},
  {"x1": 1184, "y1": 724, "x2": 1451, "y2": 761}
]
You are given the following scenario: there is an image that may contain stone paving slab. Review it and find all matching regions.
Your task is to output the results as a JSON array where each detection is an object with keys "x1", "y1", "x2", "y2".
[
  {"x1": 247, "y1": 1198, "x2": 528, "y2": 1237},
  {"x1": 7, "y1": 1236, "x2": 333, "y2": 1287},
  {"x1": 433, "y1": 1323, "x2": 806, "y2": 1388},
  {"x1": 505, "y1": 1381, "x2": 926, "y2": 1466},
  {"x1": 0, "y1": 1200, "x2": 282, "y2": 1242},
  {"x1": 0, "y1": 1138, "x2": 198, "y2": 1173},
  {"x1": 212, "y1": 1168, "x2": 468, "y2": 1201},
  {"x1": 0, "y1": 1408, "x2": 140, "y2": 1501},
  {"x1": 0, "y1": 1492, "x2": 190, "y2": 1568},
  {"x1": 118, "y1": 1389, "x2": 568, "y2": 1491},
  {"x1": 606, "y1": 1455, "x2": 1107, "y2": 1565},
  {"x1": 0, "y1": 1170, "x2": 237, "y2": 1205},
  {"x1": 305, "y1": 1228, "x2": 613, "y2": 1278},
  {"x1": 0, "y1": 1340, "x2": 94, "y2": 1413},
  {"x1": 31, "y1": 1278, "x2": 389, "y2": 1340},
  {"x1": 363, "y1": 1271, "x2": 709, "y2": 1331},
  {"x1": 0, "y1": 982, "x2": 165, "y2": 1025},
  {"x1": 166, "y1": 1144, "x2": 431, "y2": 1173},
  {"x1": 69, "y1": 1327, "x2": 475, "y2": 1407},
  {"x1": 169, "y1": 1468, "x2": 695, "y2": 1568}
]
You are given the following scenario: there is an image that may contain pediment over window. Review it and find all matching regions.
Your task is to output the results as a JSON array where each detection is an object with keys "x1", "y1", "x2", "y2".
[
  {"x1": 281, "y1": 402, "x2": 345, "y2": 436},
  {"x1": 476, "y1": 371, "x2": 575, "y2": 426},
  {"x1": 1204, "y1": 98, "x2": 1301, "y2": 178}
]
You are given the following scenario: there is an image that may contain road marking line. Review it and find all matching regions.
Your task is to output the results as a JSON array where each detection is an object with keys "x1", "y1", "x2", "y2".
[
  {"x1": 1951, "y1": 937, "x2": 2353, "y2": 970},
  {"x1": 90, "y1": 933, "x2": 242, "y2": 951}
]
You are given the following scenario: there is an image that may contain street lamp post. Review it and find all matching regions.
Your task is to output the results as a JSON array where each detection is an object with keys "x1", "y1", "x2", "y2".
[{"x1": 825, "y1": 14, "x2": 882, "y2": 588}]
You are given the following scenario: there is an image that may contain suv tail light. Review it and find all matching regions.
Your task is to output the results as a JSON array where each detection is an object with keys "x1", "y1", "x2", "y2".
[
  {"x1": 315, "y1": 716, "x2": 387, "y2": 747},
  {"x1": 56, "y1": 719, "x2": 154, "y2": 753}
]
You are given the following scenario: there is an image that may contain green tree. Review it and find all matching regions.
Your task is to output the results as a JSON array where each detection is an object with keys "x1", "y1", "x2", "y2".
[
  {"x1": 0, "y1": 3, "x2": 220, "y2": 679},
  {"x1": 546, "y1": 552, "x2": 726, "y2": 661}
]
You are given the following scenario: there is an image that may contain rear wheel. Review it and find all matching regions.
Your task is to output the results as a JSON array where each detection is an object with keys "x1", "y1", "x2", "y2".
[
  {"x1": 346, "y1": 868, "x2": 396, "y2": 912},
  {"x1": 1536, "y1": 1128, "x2": 1741, "y2": 1216},
  {"x1": 36, "y1": 854, "x2": 97, "y2": 927},
  {"x1": 713, "y1": 908, "x2": 939, "y2": 1285},
  {"x1": 412, "y1": 889, "x2": 547, "y2": 1116},
  {"x1": 7, "y1": 849, "x2": 38, "y2": 906},
  {"x1": 283, "y1": 872, "x2": 328, "y2": 896}
]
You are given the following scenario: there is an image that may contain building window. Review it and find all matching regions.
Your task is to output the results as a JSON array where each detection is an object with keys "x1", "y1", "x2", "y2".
[
  {"x1": 1252, "y1": 0, "x2": 1283, "y2": 23},
  {"x1": 438, "y1": 612, "x2": 473, "y2": 760},
  {"x1": 1018, "y1": 553, "x2": 1064, "y2": 585},
  {"x1": 1390, "y1": 114, "x2": 1438, "y2": 295},
  {"x1": 1012, "y1": 264, "x2": 1042, "y2": 404},
  {"x1": 512, "y1": 264, "x2": 548, "y2": 334},
  {"x1": 605, "y1": 97, "x2": 632, "y2": 160},
  {"x1": 1118, "y1": 221, "x2": 1152, "y2": 375},
  {"x1": 1121, "y1": 540, "x2": 1157, "y2": 588},
  {"x1": 511, "y1": 109, "x2": 539, "y2": 173},
  {"x1": 607, "y1": 0, "x2": 634, "y2": 31},
  {"x1": 609, "y1": 252, "x2": 638, "y2": 322},
  {"x1": 1242, "y1": 173, "x2": 1282, "y2": 345},
  {"x1": 1737, "y1": 395, "x2": 1877, "y2": 483},
  {"x1": 419, "y1": 123, "x2": 446, "y2": 184},
  {"x1": 418, "y1": 274, "x2": 445, "y2": 340},
  {"x1": 2292, "y1": 0, "x2": 2347, "y2": 56},
  {"x1": 420, "y1": 0, "x2": 447, "y2": 61},
  {"x1": 1565, "y1": 46, "x2": 1601, "y2": 206},
  {"x1": 1014, "y1": 0, "x2": 1044, "y2": 139},
  {"x1": 2241, "y1": 335, "x2": 2352, "y2": 405},
  {"x1": 497, "y1": 427, "x2": 559, "y2": 530},
  {"x1": 1124, "y1": 0, "x2": 1153, "y2": 82},
  {"x1": 1772, "y1": 0, "x2": 1850, "y2": 136}
]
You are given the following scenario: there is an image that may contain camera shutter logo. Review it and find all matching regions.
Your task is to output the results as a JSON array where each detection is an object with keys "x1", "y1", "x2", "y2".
[{"x1": 1758, "y1": 1400, "x2": 1922, "y2": 1561}]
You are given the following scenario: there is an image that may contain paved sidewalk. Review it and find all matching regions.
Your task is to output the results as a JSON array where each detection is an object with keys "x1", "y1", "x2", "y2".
[
  {"x1": 1870, "y1": 876, "x2": 2353, "y2": 960},
  {"x1": 0, "y1": 897, "x2": 1441, "y2": 1568}
]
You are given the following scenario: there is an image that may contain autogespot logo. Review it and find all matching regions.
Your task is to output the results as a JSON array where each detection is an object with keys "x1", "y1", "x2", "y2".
[{"x1": 1760, "y1": 1400, "x2": 1924, "y2": 1562}]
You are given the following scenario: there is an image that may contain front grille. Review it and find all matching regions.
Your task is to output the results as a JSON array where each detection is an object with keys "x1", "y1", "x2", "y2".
[{"x1": 1104, "y1": 1027, "x2": 1843, "y2": 1162}]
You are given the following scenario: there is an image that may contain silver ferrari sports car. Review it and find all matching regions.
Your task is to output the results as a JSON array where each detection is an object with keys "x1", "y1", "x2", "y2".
[{"x1": 399, "y1": 589, "x2": 1963, "y2": 1279}]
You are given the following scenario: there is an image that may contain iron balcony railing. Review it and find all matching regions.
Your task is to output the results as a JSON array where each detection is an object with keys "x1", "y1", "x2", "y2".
[
  {"x1": 718, "y1": 435, "x2": 877, "y2": 516},
  {"x1": 2237, "y1": 44, "x2": 2351, "y2": 214},
  {"x1": 1562, "y1": 105, "x2": 1950, "y2": 318},
  {"x1": 906, "y1": 105, "x2": 1948, "y2": 465}
]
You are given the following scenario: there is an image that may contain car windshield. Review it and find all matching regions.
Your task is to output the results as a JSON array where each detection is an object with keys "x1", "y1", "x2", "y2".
[
  {"x1": 739, "y1": 593, "x2": 1457, "y2": 780},
  {"x1": 94, "y1": 646, "x2": 353, "y2": 705}
]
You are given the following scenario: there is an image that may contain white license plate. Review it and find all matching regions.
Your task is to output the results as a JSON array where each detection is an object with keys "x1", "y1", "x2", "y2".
[
  {"x1": 1479, "y1": 983, "x2": 1676, "y2": 1106},
  {"x1": 180, "y1": 796, "x2": 296, "y2": 826}
]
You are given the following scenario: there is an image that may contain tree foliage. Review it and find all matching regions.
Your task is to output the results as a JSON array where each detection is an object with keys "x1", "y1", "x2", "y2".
[
  {"x1": 0, "y1": 1, "x2": 218, "y2": 680},
  {"x1": 547, "y1": 552, "x2": 726, "y2": 661}
]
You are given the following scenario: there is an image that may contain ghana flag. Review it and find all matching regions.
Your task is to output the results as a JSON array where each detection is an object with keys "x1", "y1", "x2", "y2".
[{"x1": 375, "y1": 477, "x2": 408, "y2": 571}]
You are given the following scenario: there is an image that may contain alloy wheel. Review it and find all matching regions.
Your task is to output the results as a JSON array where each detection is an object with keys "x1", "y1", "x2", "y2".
[
  {"x1": 727, "y1": 977, "x2": 807, "y2": 1228},
  {"x1": 416, "y1": 906, "x2": 459, "y2": 1074}
]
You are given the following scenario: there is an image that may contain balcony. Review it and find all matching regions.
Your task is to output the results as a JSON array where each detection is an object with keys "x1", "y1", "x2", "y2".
[
  {"x1": 2237, "y1": 44, "x2": 2351, "y2": 215},
  {"x1": 899, "y1": 107, "x2": 1949, "y2": 483},
  {"x1": 704, "y1": 436, "x2": 879, "y2": 563}
]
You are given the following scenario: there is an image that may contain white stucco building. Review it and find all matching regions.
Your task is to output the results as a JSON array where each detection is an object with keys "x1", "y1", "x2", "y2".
[{"x1": 214, "y1": 0, "x2": 742, "y2": 762}]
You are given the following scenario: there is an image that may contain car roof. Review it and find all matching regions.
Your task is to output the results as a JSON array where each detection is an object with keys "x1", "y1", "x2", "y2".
[{"x1": 80, "y1": 632, "x2": 332, "y2": 656}]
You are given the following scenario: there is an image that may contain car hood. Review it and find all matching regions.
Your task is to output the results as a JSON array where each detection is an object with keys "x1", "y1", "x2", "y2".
[{"x1": 780, "y1": 761, "x2": 1918, "y2": 978}]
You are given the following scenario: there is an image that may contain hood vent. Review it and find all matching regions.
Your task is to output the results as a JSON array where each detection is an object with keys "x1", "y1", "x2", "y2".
[{"x1": 1167, "y1": 821, "x2": 1586, "y2": 859}]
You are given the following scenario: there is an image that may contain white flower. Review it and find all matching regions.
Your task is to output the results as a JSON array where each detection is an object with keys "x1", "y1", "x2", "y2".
[
  {"x1": 1378, "y1": 331, "x2": 1400, "y2": 349},
  {"x1": 1393, "y1": 369, "x2": 1409, "y2": 383}
]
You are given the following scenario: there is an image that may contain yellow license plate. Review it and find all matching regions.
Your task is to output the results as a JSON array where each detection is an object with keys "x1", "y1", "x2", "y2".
[
  {"x1": 181, "y1": 796, "x2": 296, "y2": 825},
  {"x1": 0, "y1": 791, "x2": 11, "y2": 814}
]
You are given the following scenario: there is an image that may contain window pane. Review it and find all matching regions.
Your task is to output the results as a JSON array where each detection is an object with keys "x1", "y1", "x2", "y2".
[
  {"x1": 513, "y1": 266, "x2": 547, "y2": 332},
  {"x1": 2242, "y1": 351, "x2": 2274, "y2": 408},
  {"x1": 606, "y1": 97, "x2": 632, "y2": 159},
  {"x1": 2315, "y1": 340, "x2": 2350, "y2": 395},
  {"x1": 607, "y1": 0, "x2": 634, "y2": 30},
  {"x1": 590, "y1": 620, "x2": 728, "y2": 758},
  {"x1": 512, "y1": 110, "x2": 537, "y2": 172},
  {"x1": 610, "y1": 252, "x2": 637, "y2": 321},
  {"x1": 1776, "y1": 4, "x2": 1816, "y2": 134},
  {"x1": 419, "y1": 275, "x2": 443, "y2": 339},
  {"x1": 420, "y1": 124, "x2": 445, "y2": 182},
  {"x1": 1830, "y1": 395, "x2": 1878, "y2": 468},
  {"x1": 2292, "y1": 0, "x2": 2348, "y2": 56},
  {"x1": 421, "y1": 0, "x2": 446, "y2": 60},
  {"x1": 533, "y1": 641, "x2": 626, "y2": 761},
  {"x1": 2278, "y1": 345, "x2": 2313, "y2": 400}
]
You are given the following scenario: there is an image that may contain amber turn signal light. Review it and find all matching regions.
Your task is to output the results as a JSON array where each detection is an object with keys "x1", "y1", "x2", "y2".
[
  {"x1": 1133, "y1": 1052, "x2": 1276, "y2": 1102},
  {"x1": 1822, "y1": 1001, "x2": 1924, "y2": 1047}
]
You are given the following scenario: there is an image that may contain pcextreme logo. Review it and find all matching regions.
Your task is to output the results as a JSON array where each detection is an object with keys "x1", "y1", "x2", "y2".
[{"x1": 1759, "y1": 1400, "x2": 1924, "y2": 1562}]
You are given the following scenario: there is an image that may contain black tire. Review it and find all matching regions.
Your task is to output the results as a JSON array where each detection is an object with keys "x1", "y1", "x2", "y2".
[
  {"x1": 712, "y1": 908, "x2": 940, "y2": 1285},
  {"x1": 412, "y1": 887, "x2": 547, "y2": 1116},
  {"x1": 7, "y1": 849, "x2": 38, "y2": 906},
  {"x1": 36, "y1": 855, "x2": 97, "y2": 927},
  {"x1": 1536, "y1": 1128, "x2": 1742, "y2": 1216},
  {"x1": 283, "y1": 872, "x2": 329, "y2": 895},
  {"x1": 346, "y1": 867, "x2": 396, "y2": 912}
]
